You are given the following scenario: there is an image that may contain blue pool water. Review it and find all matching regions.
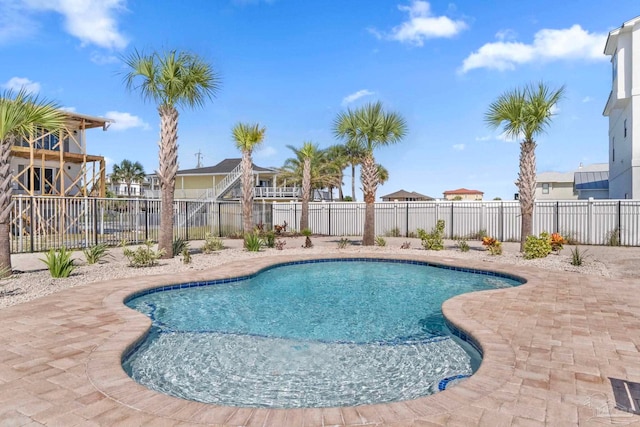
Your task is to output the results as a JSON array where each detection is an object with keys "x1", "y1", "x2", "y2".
[{"x1": 123, "y1": 259, "x2": 522, "y2": 408}]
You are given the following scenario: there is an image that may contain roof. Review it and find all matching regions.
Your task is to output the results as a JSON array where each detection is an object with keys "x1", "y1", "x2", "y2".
[
  {"x1": 62, "y1": 111, "x2": 113, "y2": 130},
  {"x1": 605, "y1": 15, "x2": 640, "y2": 55},
  {"x1": 575, "y1": 171, "x2": 609, "y2": 190},
  {"x1": 443, "y1": 188, "x2": 484, "y2": 195},
  {"x1": 176, "y1": 158, "x2": 274, "y2": 175},
  {"x1": 538, "y1": 163, "x2": 608, "y2": 184},
  {"x1": 380, "y1": 189, "x2": 433, "y2": 200}
]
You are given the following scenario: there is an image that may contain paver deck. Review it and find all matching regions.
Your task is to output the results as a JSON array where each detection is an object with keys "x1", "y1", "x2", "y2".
[{"x1": 0, "y1": 252, "x2": 639, "y2": 426}]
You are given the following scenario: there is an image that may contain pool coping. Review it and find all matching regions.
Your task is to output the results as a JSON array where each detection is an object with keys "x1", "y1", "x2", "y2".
[{"x1": 89, "y1": 253, "x2": 531, "y2": 425}]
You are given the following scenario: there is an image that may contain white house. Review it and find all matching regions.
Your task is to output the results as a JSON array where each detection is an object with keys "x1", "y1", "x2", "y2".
[{"x1": 604, "y1": 15, "x2": 640, "y2": 199}]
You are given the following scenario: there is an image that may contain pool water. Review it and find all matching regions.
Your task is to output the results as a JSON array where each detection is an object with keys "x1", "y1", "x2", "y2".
[{"x1": 124, "y1": 260, "x2": 521, "y2": 408}]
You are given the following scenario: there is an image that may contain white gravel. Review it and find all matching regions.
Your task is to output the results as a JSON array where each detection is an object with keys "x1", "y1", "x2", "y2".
[{"x1": 0, "y1": 237, "x2": 610, "y2": 310}]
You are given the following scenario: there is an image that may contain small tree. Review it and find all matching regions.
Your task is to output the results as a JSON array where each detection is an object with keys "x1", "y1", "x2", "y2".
[{"x1": 112, "y1": 159, "x2": 146, "y2": 196}]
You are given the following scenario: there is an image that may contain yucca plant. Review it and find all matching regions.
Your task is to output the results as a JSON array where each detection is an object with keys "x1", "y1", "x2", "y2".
[
  {"x1": 337, "y1": 237, "x2": 350, "y2": 249},
  {"x1": 172, "y1": 238, "x2": 189, "y2": 257},
  {"x1": 570, "y1": 246, "x2": 588, "y2": 266},
  {"x1": 244, "y1": 232, "x2": 263, "y2": 252},
  {"x1": 83, "y1": 243, "x2": 110, "y2": 265},
  {"x1": 375, "y1": 236, "x2": 387, "y2": 247},
  {"x1": 41, "y1": 247, "x2": 76, "y2": 278}
]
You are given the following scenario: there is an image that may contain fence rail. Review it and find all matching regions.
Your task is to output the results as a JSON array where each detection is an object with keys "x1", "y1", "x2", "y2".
[{"x1": 8, "y1": 197, "x2": 640, "y2": 253}]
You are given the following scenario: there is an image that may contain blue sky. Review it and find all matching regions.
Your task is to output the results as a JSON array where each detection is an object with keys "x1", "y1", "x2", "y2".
[{"x1": 0, "y1": 1, "x2": 636, "y2": 200}]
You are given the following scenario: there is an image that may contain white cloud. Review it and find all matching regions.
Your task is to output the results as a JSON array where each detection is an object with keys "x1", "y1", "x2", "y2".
[
  {"x1": 495, "y1": 29, "x2": 517, "y2": 41},
  {"x1": 104, "y1": 111, "x2": 149, "y2": 131},
  {"x1": 20, "y1": 0, "x2": 128, "y2": 49},
  {"x1": 460, "y1": 24, "x2": 606, "y2": 73},
  {"x1": 582, "y1": 96, "x2": 592, "y2": 103},
  {"x1": 496, "y1": 131, "x2": 519, "y2": 142},
  {"x1": 0, "y1": 0, "x2": 36, "y2": 43},
  {"x1": 342, "y1": 89, "x2": 374, "y2": 106},
  {"x1": 372, "y1": 1, "x2": 467, "y2": 46},
  {"x1": 90, "y1": 51, "x2": 119, "y2": 65},
  {"x1": 475, "y1": 135, "x2": 491, "y2": 142},
  {"x1": 60, "y1": 106, "x2": 76, "y2": 112},
  {"x1": 550, "y1": 104, "x2": 560, "y2": 115},
  {"x1": 452, "y1": 143, "x2": 465, "y2": 151},
  {"x1": 2, "y1": 77, "x2": 40, "y2": 94}
]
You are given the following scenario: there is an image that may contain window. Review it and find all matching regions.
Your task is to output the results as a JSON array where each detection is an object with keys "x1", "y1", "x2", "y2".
[
  {"x1": 624, "y1": 119, "x2": 627, "y2": 138},
  {"x1": 542, "y1": 183, "x2": 549, "y2": 194},
  {"x1": 612, "y1": 137, "x2": 615, "y2": 162},
  {"x1": 612, "y1": 50, "x2": 618, "y2": 84}
]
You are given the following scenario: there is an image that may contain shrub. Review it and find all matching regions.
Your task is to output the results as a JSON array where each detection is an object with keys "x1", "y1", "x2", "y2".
[
  {"x1": 570, "y1": 246, "x2": 588, "y2": 266},
  {"x1": 550, "y1": 232, "x2": 566, "y2": 253},
  {"x1": 400, "y1": 241, "x2": 411, "y2": 249},
  {"x1": 244, "y1": 233, "x2": 263, "y2": 252},
  {"x1": 41, "y1": 247, "x2": 76, "y2": 278},
  {"x1": 202, "y1": 233, "x2": 224, "y2": 253},
  {"x1": 263, "y1": 231, "x2": 276, "y2": 248},
  {"x1": 181, "y1": 248, "x2": 192, "y2": 264},
  {"x1": 385, "y1": 227, "x2": 401, "y2": 237},
  {"x1": 606, "y1": 228, "x2": 621, "y2": 246},
  {"x1": 275, "y1": 239, "x2": 286, "y2": 250},
  {"x1": 375, "y1": 236, "x2": 387, "y2": 247},
  {"x1": 301, "y1": 228, "x2": 313, "y2": 248},
  {"x1": 274, "y1": 221, "x2": 288, "y2": 235},
  {"x1": 172, "y1": 238, "x2": 189, "y2": 257},
  {"x1": 482, "y1": 236, "x2": 502, "y2": 255},
  {"x1": 337, "y1": 238, "x2": 350, "y2": 249},
  {"x1": 83, "y1": 243, "x2": 110, "y2": 265},
  {"x1": 456, "y1": 238, "x2": 470, "y2": 252},
  {"x1": 122, "y1": 240, "x2": 166, "y2": 267},
  {"x1": 417, "y1": 220, "x2": 445, "y2": 251},
  {"x1": 523, "y1": 232, "x2": 552, "y2": 259}
]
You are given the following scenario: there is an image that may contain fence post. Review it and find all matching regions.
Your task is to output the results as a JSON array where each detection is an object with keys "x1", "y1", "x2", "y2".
[
  {"x1": 218, "y1": 202, "x2": 222, "y2": 238},
  {"x1": 500, "y1": 201, "x2": 504, "y2": 242},
  {"x1": 587, "y1": 198, "x2": 594, "y2": 245},
  {"x1": 328, "y1": 203, "x2": 332, "y2": 236},
  {"x1": 294, "y1": 203, "x2": 298, "y2": 231},
  {"x1": 555, "y1": 201, "x2": 559, "y2": 233},
  {"x1": 93, "y1": 198, "x2": 99, "y2": 246},
  {"x1": 29, "y1": 197, "x2": 35, "y2": 253},
  {"x1": 185, "y1": 201, "x2": 189, "y2": 241},
  {"x1": 405, "y1": 203, "x2": 409, "y2": 237},
  {"x1": 618, "y1": 200, "x2": 622, "y2": 245},
  {"x1": 144, "y1": 200, "x2": 149, "y2": 241},
  {"x1": 18, "y1": 197, "x2": 23, "y2": 253},
  {"x1": 450, "y1": 202, "x2": 454, "y2": 239}
]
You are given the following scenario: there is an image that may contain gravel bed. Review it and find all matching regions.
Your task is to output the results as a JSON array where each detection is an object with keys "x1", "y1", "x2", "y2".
[{"x1": 0, "y1": 237, "x2": 610, "y2": 310}]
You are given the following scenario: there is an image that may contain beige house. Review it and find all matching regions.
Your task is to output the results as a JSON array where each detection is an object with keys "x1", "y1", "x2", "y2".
[
  {"x1": 536, "y1": 163, "x2": 609, "y2": 200},
  {"x1": 146, "y1": 158, "x2": 331, "y2": 201},
  {"x1": 380, "y1": 189, "x2": 434, "y2": 202},
  {"x1": 11, "y1": 111, "x2": 111, "y2": 197},
  {"x1": 443, "y1": 188, "x2": 484, "y2": 201}
]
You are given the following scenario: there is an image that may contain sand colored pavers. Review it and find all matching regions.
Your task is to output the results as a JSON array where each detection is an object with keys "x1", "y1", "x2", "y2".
[{"x1": 0, "y1": 252, "x2": 639, "y2": 426}]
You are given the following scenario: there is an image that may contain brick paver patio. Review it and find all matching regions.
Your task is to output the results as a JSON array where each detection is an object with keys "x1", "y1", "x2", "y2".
[{"x1": 0, "y1": 252, "x2": 639, "y2": 426}]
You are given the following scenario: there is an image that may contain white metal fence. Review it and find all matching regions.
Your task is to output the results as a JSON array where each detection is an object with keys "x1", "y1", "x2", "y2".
[
  {"x1": 8, "y1": 197, "x2": 640, "y2": 253},
  {"x1": 272, "y1": 200, "x2": 640, "y2": 246}
]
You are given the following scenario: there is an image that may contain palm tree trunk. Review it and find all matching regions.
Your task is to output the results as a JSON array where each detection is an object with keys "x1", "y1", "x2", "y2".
[
  {"x1": 157, "y1": 105, "x2": 179, "y2": 258},
  {"x1": 338, "y1": 171, "x2": 344, "y2": 201},
  {"x1": 300, "y1": 157, "x2": 311, "y2": 230},
  {"x1": 351, "y1": 164, "x2": 356, "y2": 201},
  {"x1": 0, "y1": 137, "x2": 13, "y2": 275},
  {"x1": 361, "y1": 153, "x2": 378, "y2": 246},
  {"x1": 517, "y1": 139, "x2": 537, "y2": 251},
  {"x1": 241, "y1": 150, "x2": 254, "y2": 239}
]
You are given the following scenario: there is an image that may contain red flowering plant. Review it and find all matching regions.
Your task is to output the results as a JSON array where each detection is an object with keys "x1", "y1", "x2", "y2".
[{"x1": 550, "y1": 232, "x2": 566, "y2": 253}]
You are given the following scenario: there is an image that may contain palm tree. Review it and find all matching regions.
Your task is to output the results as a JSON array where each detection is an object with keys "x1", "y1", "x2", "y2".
[
  {"x1": 298, "y1": 142, "x2": 320, "y2": 230},
  {"x1": 334, "y1": 101, "x2": 407, "y2": 246},
  {"x1": 343, "y1": 139, "x2": 367, "y2": 201},
  {"x1": 122, "y1": 49, "x2": 219, "y2": 258},
  {"x1": 325, "y1": 144, "x2": 348, "y2": 200},
  {"x1": 0, "y1": 89, "x2": 65, "y2": 277},
  {"x1": 232, "y1": 122, "x2": 266, "y2": 236},
  {"x1": 486, "y1": 81, "x2": 564, "y2": 251},
  {"x1": 112, "y1": 159, "x2": 146, "y2": 196},
  {"x1": 376, "y1": 164, "x2": 389, "y2": 186}
]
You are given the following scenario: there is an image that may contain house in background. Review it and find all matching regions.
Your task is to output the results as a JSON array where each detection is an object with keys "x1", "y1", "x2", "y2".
[
  {"x1": 105, "y1": 174, "x2": 146, "y2": 197},
  {"x1": 604, "y1": 15, "x2": 640, "y2": 199},
  {"x1": 380, "y1": 189, "x2": 433, "y2": 202},
  {"x1": 443, "y1": 188, "x2": 483, "y2": 201},
  {"x1": 11, "y1": 111, "x2": 111, "y2": 197},
  {"x1": 146, "y1": 158, "x2": 331, "y2": 201},
  {"x1": 536, "y1": 163, "x2": 609, "y2": 200}
]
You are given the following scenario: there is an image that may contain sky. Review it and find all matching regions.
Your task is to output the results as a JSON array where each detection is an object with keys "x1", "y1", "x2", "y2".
[{"x1": 0, "y1": 0, "x2": 637, "y2": 200}]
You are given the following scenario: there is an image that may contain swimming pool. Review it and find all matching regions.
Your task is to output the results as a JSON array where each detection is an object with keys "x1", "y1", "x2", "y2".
[{"x1": 123, "y1": 259, "x2": 522, "y2": 408}]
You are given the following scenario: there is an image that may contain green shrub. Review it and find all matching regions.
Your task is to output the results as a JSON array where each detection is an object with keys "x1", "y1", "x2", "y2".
[
  {"x1": 122, "y1": 240, "x2": 166, "y2": 267},
  {"x1": 385, "y1": 227, "x2": 401, "y2": 237},
  {"x1": 172, "y1": 238, "x2": 189, "y2": 257},
  {"x1": 337, "y1": 238, "x2": 350, "y2": 249},
  {"x1": 417, "y1": 220, "x2": 445, "y2": 251},
  {"x1": 375, "y1": 236, "x2": 387, "y2": 247},
  {"x1": 244, "y1": 233, "x2": 263, "y2": 252},
  {"x1": 523, "y1": 232, "x2": 552, "y2": 259},
  {"x1": 83, "y1": 243, "x2": 110, "y2": 265},
  {"x1": 263, "y1": 231, "x2": 276, "y2": 248},
  {"x1": 570, "y1": 246, "x2": 588, "y2": 266},
  {"x1": 181, "y1": 248, "x2": 192, "y2": 264},
  {"x1": 202, "y1": 233, "x2": 224, "y2": 253},
  {"x1": 41, "y1": 247, "x2": 76, "y2": 278},
  {"x1": 301, "y1": 228, "x2": 313, "y2": 248},
  {"x1": 456, "y1": 238, "x2": 470, "y2": 252}
]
